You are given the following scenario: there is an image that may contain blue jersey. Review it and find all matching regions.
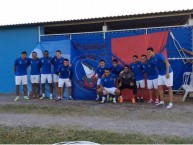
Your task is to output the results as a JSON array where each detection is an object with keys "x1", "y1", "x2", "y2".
[
  {"x1": 40, "y1": 57, "x2": 52, "y2": 74},
  {"x1": 130, "y1": 61, "x2": 144, "y2": 81},
  {"x1": 150, "y1": 54, "x2": 173, "y2": 76},
  {"x1": 57, "y1": 64, "x2": 71, "y2": 79},
  {"x1": 14, "y1": 58, "x2": 30, "y2": 76},
  {"x1": 96, "y1": 66, "x2": 107, "y2": 78},
  {"x1": 142, "y1": 60, "x2": 158, "y2": 80},
  {"x1": 101, "y1": 74, "x2": 117, "y2": 88},
  {"x1": 110, "y1": 64, "x2": 123, "y2": 77},
  {"x1": 30, "y1": 58, "x2": 41, "y2": 75},
  {"x1": 52, "y1": 56, "x2": 65, "y2": 74}
]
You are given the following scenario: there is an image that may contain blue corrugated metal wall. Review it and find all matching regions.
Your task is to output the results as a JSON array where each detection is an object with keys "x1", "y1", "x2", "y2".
[{"x1": 0, "y1": 26, "x2": 41, "y2": 93}]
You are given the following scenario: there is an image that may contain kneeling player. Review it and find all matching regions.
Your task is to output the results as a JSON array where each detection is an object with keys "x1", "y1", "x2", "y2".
[
  {"x1": 97, "y1": 68, "x2": 120, "y2": 104},
  {"x1": 119, "y1": 65, "x2": 137, "y2": 103}
]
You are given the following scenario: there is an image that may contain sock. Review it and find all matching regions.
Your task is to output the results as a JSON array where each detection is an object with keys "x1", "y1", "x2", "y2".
[
  {"x1": 113, "y1": 97, "x2": 116, "y2": 102},
  {"x1": 50, "y1": 93, "x2": 53, "y2": 97},
  {"x1": 42, "y1": 93, "x2": 45, "y2": 97}
]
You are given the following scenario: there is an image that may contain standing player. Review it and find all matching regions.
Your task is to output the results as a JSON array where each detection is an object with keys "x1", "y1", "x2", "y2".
[
  {"x1": 147, "y1": 47, "x2": 174, "y2": 109},
  {"x1": 14, "y1": 51, "x2": 30, "y2": 101},
  {"x1": 141, "y1": 55, "x2": 159, "y2": 104},
  {"x1": 95, "y1": 59, "x2": 107, "y2": 101},
  {"x1": 30, "y1": 51, "x2": 41, "y2": 98},
  {"x1": 39, "y1": 50, "x2": 53, "y2": 100},
  {"x1": 110, "y1": 59, "x2": 123, "y2": 102},
  {"x1": 97, "y1": 68, "x2": 120, "y2": 104},
  {"x1": 52, "y1": 50, "x2": 64, "y2": 99},
  {"x1": 130, "y1": 55, "x2": 145, "y2": 102},
  {"x1": 119, "y1": 65, "x2": 137, "y2": 104},
  {"x1": 56, "y1": 59, "x2": 72, "y2": 101}
]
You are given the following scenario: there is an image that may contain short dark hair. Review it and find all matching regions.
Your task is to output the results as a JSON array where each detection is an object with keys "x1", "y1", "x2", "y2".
[
  {"x1": 56, "y1": 50, "x2": 61, "y2": 54},
  {"x1": 32, "y1": 51, "x2": 37, "y2": 54},
  {"x1": 141, "y1": 54, "x2": 147, "y2": 58},
  {"x1": 124, "y1": 65, "x2": 129, "y2": 69},
  {"x1": 112, "y1": 59, "x2": 118, "y2": 63},
  {"x1": 147, "y1": 47, "x2": 154, "y2": 51},
  {"x1": 100, "y1": 59, "x2": 105, "y2": 63},
  {"x1": 133, "y1": 55, "x2": 138, "y2": 58},
  {"x1": 105, "y1": 68, "x2": 110, "y2": 71},
  {"x1": 44, "y1": 50, "x2": 48, "y2": 53},
  {"x1": 64, "y1": 58, "x2": 69, "y2": 62},
  {"x1": 21, "y1": 51, "x2": 27, "y2": 55}
]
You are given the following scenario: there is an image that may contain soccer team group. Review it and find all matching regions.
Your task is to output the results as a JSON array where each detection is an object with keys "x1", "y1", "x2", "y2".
[{"x1": 14, "y1": 47, "x2": 192, "y2": 109}]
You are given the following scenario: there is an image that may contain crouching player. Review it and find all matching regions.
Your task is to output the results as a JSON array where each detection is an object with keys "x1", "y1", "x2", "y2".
[
  {"x1": 56, "y1": 59, "x2": 72, "y2": 101},
  {"x1": 119, "y1": 65, "x2": 137, "y2": 104},
  {"x1": 97, "y1": 68, "x2": 120, "y2": 104}
]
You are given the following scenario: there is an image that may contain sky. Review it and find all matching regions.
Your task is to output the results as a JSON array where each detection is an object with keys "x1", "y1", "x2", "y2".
[{"x1": 0, "y1": 0, "x2": 192, "y2": 25}]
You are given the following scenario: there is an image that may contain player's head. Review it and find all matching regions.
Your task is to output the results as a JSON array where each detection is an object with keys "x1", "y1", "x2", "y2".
[
  {"x1": 56, "y1": 50, "x2": 61, "y2": 58},
  {"x1": 147, "y1": 47, "x2": 155, "y2": 57},
  {"x1": 141, "y1": 54, "x2": 147, "y2": 63},
  {"x1": 63, "y1": 58, "x2": 69, "y2": 66},
  {"x1": 104, "y1": 68, "x2": 110, "y2": 76},
  {"x1": 43, "y1": 50, "x2": 49, "y2": 57},
  {"x1": 133, "y1": 55, "x2": 138, "y2": 63},
  {"x1": 99, "y1": 59, "x2": 105, "y2": 67},
  {"x1": 21, "y1": 51, "x2": 27, "y2": 59},
  {"x1": 124, "y1": 65, "x2": 130, "y2": 73},
  {"x1": 112, "y1": 59, "x2": 118, "y2": 67},
  {"x1": 32, "y1": 51, "x2": 37, "y2": 59}
]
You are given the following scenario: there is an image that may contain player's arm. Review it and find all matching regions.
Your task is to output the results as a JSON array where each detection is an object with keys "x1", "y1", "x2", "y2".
[
  {"x1": 130, "y1": 71, "x2": 136, "y2": 86},
  {"x1": 180, "y1": 48, "x2": 193, "y2": 56},
  {"x1": 186, "y1": 59, "x2": 193, "y2": 65},
  {"x1": 14, "y1": 60, "x2": 17, "y2": 74},
  {"x1": 164, "y1": 59, "x2": 170, "y2": 78}
]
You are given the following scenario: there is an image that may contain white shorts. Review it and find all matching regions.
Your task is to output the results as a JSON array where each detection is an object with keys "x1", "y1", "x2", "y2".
[
  {"x1": 53, "y1": 74, "x2": 59, "y2": 83},
  {"x1": 97, "y1": 78, "x2": 101, "y2": 85},
  {"x1": 41, "y1": 74, "x2": 52, "y2": 84},
  {"x1": 58, "y1": 78, "x2": 72, "y2": 87},
  {"x1": 15, "y1": 75, "x2": 27, "y2": 85},
  {"x1": 136, "y1": 79, "x2": 145, "y2": 88},
  {"x1": 103, "y1": 87, "x2": 117, "y2": 95},
  {"x1": 147, "y1": 78, "x2": 158, "y2": 89},
  {"x1": 158, "y1": 72, "x2": 173, "y2": 87},
  {"x1": 30, "y1": 75, "x2": 40, "y2": 83}
]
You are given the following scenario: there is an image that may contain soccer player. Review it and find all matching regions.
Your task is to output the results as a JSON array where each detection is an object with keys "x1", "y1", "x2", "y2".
[
  {"x1": 97, "y1": 68, "x2": 120, "y2": 104},
  {"x1": 14, "y1": 51, "x2": 30, "y2": 101},
  {"x1": 130, "y1": 55, "x2": 145, "y2": 102},
  {"x1": 147, "y1": 47, "x2": 174, "y2": 109},
  {"x1": 39, "y1": 50, "x2": 53, "y2": 100},
  {"x1": 141, "y1": 55, "x2": 159, "y2": 104},
  {"x1": 95, "y1": 59, "x2": 107, "y2": 101},
  {"x1": 30, "y1": 51, "x2": 41, "y2": 98},
  {"x1": 56, "y1": 59, "x2": 72, "y2": 101},
  {"x1": 119, "y1": 65, "x2": 137, "y2": 104},
  {"x1": 52, "y1": 50, "x2": 64, "y2": 98}
]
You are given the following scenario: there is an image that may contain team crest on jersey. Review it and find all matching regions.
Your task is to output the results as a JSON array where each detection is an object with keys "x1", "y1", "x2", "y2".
[{"x1": 72, "y1": 54, "x2": 102, "y2": 91}]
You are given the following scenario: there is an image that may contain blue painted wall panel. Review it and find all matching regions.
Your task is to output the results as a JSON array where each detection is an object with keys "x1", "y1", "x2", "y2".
[{"x1": 0, "y1": 26, "x2": 40, "y2": 93}]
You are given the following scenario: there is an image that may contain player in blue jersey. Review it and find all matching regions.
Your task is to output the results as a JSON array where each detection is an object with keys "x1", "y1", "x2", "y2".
[
  {"x1": 110, "y1": 59, "x2": 123, "y2": 102},
  {"x1": 39, "y1": 50, "x2": 53, "y2": 100},
  {"x1": 96, "y1": 59, "x2": 107, "y2": 101},
  {"x1": 147, "y1": 47, "x2": 174, "y2": 109},
  {"x1": 52, "y1": 50, "x2": 65, "y2": 98},
  {"x1": 141, "y1": 55, "x2": 159, "y2": 104},
  {"x1": 97, "y1": 68, "x2": 120, "y2": 104},
  {"x1": 130, "y1": 55, "x2": 145, "y2": 102},
  {"x1": 56, "y1": 58, "x2": 72, "y2": 101},
  {"x1": 14, "y1": 51, "x2": 30, "y2": 101},
  {"x1": 30, "y1": 51, "x2": 41, "y2": 99}
]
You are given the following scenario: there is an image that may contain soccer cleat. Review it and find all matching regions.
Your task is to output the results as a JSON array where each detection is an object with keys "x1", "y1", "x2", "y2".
[
  {"x1": 156, "y1": 101, "x2": 164, "y2": 106},
  {"x1": 113, "y1": 97, "x2": 117, "y2": 104},
  {"x1": 140, "y1": 98, "x2": 144, "y2": 102},
  {"x1": 166, "y1": 103, "x2": 173, "y2": 109},
  {"x1": 39, "y1": 96, "x2": 45, "y2": 100},
  {"x1": 155, "y1": 99, "x2": 159, "y2": 104},
  {"x1": 14, "y1": 96, "x2": 20, "y2": 101},
  {"x1": 136, "y1": 98, "x2": 140, "y2": 102},
  {"x1": 148, "y1": 99, "x2": 153, "y2": 103},
  {"x1": 24, "y1": 96, "x2": 30, "y2": 100},
  {"x1": 69, "y1": 96, "x2": 73, "y2": 100},
  {"x1": 119, "y1": 96, "x2": 123, "y2": 103},
  {"x1": 55, "y1": 97, "x2": 62, "y2": 102},
  {"x1": 50, "y1": 96, "x2": 53, "y2": 100},
  {"x1": 131, "y1": 98, "x2": 136, "y2": 104}
]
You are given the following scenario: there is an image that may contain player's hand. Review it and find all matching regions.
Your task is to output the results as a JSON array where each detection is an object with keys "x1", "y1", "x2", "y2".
[
  {"x1": 118, "y1": 82, "x2": 122, "y2": 87},
  {"x1": 166, "y1": 72, "x2": 170, "y2": 79},
  {"x1": 104, "y1": 89, "x2": 109, "y2": 95},
  {"x1": 130, "y1": 82, "x2": 134, "y2": 86},
  {"x1": 180, "y1": 48, "x2": 185, "y2": 51},
  {"x1": 186, "y1": 59, "x2": 191, "y2": 63}
]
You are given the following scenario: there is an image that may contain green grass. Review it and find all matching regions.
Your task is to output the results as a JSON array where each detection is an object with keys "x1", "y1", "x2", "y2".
[{"x1": 0, "y1": 125, "x2": 193, "y2": 144}]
